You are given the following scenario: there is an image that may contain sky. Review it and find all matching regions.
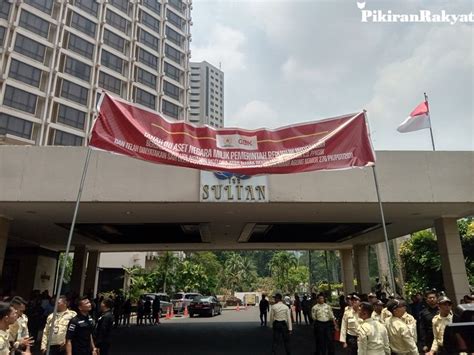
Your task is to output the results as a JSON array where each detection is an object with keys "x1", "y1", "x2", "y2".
[{"x1": 189, "y1": 0, "x2": 473, "y2": 151}]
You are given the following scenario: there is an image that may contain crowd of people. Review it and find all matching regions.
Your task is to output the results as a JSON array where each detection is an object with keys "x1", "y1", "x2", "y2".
[{"x1": 262, "y1": 289, "x2": 474, "y2": 355}]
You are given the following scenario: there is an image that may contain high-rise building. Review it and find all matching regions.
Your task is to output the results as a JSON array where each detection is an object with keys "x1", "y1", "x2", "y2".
[
  {"x1": 0, "y1": 0, "x2": 192, "y2": 146},
  {"x1": 188, "y1": 61, "x2": 224, "y2": 127}
]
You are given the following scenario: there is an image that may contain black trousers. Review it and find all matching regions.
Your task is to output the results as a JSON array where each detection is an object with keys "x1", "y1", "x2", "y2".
[
  {"x1": 98, "y1": 342, "x2": 110, "y2": 355},
  {"x1": 272, "y1": 321, "x2": 291, "y2": 355},
  {"x1": 260, "y1": 311, "x2": 267, "y2": 325},
  {"x1": 345, "y1": 334, "x2": 358, "y2": 355},
  {"x1": 49, "y1": 345, "x2": 66, "y2": 355},
  {"x1": 303, "y1": 311, "x2": 310, "y2": 325},
  {"x1": 314, "y1": 321, "x2": 335, "y2": 355}
]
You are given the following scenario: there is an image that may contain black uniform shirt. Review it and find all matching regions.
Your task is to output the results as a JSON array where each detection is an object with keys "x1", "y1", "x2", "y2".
[
  {"x1": 66, "y1": 313, "x2": 95, "y2": 355},
  {"x1": 94, "y1": 310, "x2": 114, "y2": 347},
  {"x1": 419, "y1": 305, "x2": 439, "y2": 348}
]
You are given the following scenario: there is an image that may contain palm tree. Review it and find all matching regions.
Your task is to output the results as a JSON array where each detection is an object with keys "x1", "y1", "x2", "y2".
[
  {"x1": 268, "y1": 251, "x2": 298, "y2": 293},
  {"x1": 156, "y1": 252, "x2": 177, "y2": 293},
  {"x1": 223, "y1": 253, "x2": 245, "y2": 292},
  {"x1": 241, "y1": 256, "x2": 258, "y2": 291}
]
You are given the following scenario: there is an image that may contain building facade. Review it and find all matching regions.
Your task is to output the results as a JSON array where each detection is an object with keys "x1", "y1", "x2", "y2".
[
  {"x1": 0, "y1": 0, "x2": 192, "y2": 146},
  {"x1": 189, "y1": 61, "x2": 224, "y2": 127}
]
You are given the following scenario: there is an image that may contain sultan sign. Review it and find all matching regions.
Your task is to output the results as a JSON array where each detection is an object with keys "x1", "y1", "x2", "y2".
[
  {"x1": 90, "y1": 94, "x2": 376, "y2": 174},
  {"x1": 200, "y1": 171, "x2": 268, "y2": 202}
]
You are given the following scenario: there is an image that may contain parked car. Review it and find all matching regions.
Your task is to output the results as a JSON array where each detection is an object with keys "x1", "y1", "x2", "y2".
[
  {"x1": 171, "y1": 292, "x2": 202, "y2": 313},
  {"x1": 141, "y1": 293, "x2": 172, "y2": 317},
  {"x1": 188, "y1": 296, "x2": 222, "y2": 317}
]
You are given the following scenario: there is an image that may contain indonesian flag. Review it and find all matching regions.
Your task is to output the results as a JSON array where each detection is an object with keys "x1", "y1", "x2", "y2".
[{"x1": 397, "y1": 101, "x2": 431, "y2": 133}]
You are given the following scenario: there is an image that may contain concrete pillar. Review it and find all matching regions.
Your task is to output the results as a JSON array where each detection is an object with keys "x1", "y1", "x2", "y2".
[
  {"x1": 434, "y1": 218, "x2": 470, "y2": 304},
  {"x1": 70, "y1": 245, "x2": 88, "y2": 295},
  {"x1": 340, "y1": 249, "x2": 355, "y2": 294},
  {"x1": 84, "y1": 250, "x2": 100, "y2": 296},
  {"x1": 375, "y1": 242, "x2": 391, "y2": 283},
  {"x1": 0, "y1": 217, "x2": 10, "y2": 277},
  {"x1": 354, "y1": 245, "x2": 371, "y2": 294}
]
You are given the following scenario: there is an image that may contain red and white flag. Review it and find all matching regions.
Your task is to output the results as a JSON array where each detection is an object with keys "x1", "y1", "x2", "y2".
[{"x1": 397, "y1": 101, "x2": 431, "y2": 133}]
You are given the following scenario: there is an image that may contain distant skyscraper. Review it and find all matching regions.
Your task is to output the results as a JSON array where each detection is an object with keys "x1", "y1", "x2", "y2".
[
  {"x1": 0, "y1": 0, "x2": 192, "y2": 146},
  {"x1": 188, "y1": 61, "x2": 224, "y2": 127}
]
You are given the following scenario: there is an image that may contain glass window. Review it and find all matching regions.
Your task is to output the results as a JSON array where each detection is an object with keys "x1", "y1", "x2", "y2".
[
  {"x1": 163, "y1": 81, "x2": 180, "y2": 101},
  {"x1": 165, "y1": 44, "x2": 182, "y2": 65},
  {"x1": 53, "y1": 130, "x2": 83, "y2": 146},
  {"x1": 168, "y1": 0, "x2": 184, "y2": 14},
  {"x1": 0, "y1": 113, "x2": 33, "y2": 139},
  {"x1": 14, "y1": 34, "x2": 46, "y2": 63},
  {"x1": 164, "y1": 62, "x2": 182, "y2": 82},
  {"x1": 141, "y1": 11, "x2": 160, "y2": 33},
  {"x1": 0, "y1": 2, "x2": 11, "y2": 20},
  {"x1": 9, "y1": 59, "x2": 42, "y2": 87},
  {"x1": 165, "y1": 26, "x2": 184, "y2": 47},
  {"x1": 19, "y1": 10, "x2": 50, "y2": 38},
  {"x1": 138, "y1": 29, "x2": 159, "y2": 51},
  {"x1": 166, "y1": 9, "x2": 184, "y2": 30},
  {"x1": 143, "y1": 0, "x2": 160, "y2": 16},
  {"x1": 74, "y1": 0, "x2": 98, "y2": 16},
  {"x1": 67, "y1": 33, "x2": 94, "y2": 59},
  {"x1": 60, "y1": 79, "x2": 89, "y2": 106},
  {"x1": 103, "y1": 29, "x2": 126, "y2": 53},
  {"x1": 64, "y1": 56, "x2": 91, "y2": 81},
  {"x1": 109, "y1": 0, "x2": 129, "y2": 14},
  {"x1": 70, "y1": 11, "x2": 96, "y2": 37},
  {"x1": 135, "y1": 87, "x2": 155, "y2": 109},
  {"x1": 106, "y1": 9, "x2": 129, "y2": 34},
  {"x1": 3, "y1": 86, "x2": 38, "y2": 114},
  {"x1": 0, "y1": 27, "x2": 6, "y2": 46},
  {"x1": 136, "y1": 67, "x2": 156, "y2": 89},
  {"x1": 98, "y1": 71, "x2": 122, "y2": 95},
  {"x1": 25, "y1": 0, "x2": 53, "y2": 15},
  {"x1": 101, "y1": 50, "x2": 123, "y2": 74},
  {"x1": 137, "y1": 47, "x2": 158, "y2": 69},
  {"x1": 57, "y1": 104, "x2": 85, "y2": 129},
  {"x1": 162, "y1": 99, "x2": 179, "y2": 118}
]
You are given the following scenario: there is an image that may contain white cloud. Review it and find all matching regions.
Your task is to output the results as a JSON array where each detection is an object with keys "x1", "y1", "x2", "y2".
[
  {"x1": 191, "y1": 24, "x2": 246, "y2": 72},
  {"x1": 229, "y1": 100, "x2": 279, "y2": 129}
]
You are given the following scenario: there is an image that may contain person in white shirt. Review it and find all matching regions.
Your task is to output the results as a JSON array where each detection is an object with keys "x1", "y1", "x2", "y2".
[
  {"x1": 269, "y1": 293, "x2": 292, "y2": 355},
  {"x1": 357, "y1": 301, "x2": 390, "y2": 355}
]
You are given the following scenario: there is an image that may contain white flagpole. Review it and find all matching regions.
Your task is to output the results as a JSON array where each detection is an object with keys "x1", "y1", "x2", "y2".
[
  {"x1": 46, "y1": 147, "x2": 92, "y2": 355},
  {"x1": 371, "y1": 166, "x2": 396, "y2": 295},
  {"x1": 424, "y1": 92, "x2": 436, "y2": 151}
]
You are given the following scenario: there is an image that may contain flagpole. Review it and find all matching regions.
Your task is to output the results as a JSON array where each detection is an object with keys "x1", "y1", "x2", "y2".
[
  {"x1": 372, "y1": 166, "x2": 397, "y2": 296},
  {"x1": 46, "y1": 147, "x2": 92, "y2": 355},
  {"x1": 424, "y1": 92, "x2": 436, "y2": 151}
]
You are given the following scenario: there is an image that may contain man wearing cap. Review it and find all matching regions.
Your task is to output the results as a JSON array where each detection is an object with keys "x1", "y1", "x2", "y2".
[
  {"x1": 340, "y1": 294, "x2": 361, "y2": 355},
  {"x1": 419, "y1": 290, "x2": 438, "y2": 353},
  {"x1": 428, "y1": 296, "x2": 452, "y2": 355},
  {"x1": 371, "y1": 300, "x2": 384, "y2": 324},
  {"x1": 385, "y1": 299, "x2": 418, "y2": 355},
  {"x1": 269, "y1": 293, "x2": 292, "y2": 355},
  {"x1": 357, "y1": 302, "x2": 390, "y2": 355},
  {"x1": 368, "y1": 293, "x2": 377, "y2": 305}
]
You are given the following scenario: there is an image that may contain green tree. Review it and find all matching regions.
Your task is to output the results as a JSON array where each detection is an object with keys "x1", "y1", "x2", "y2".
[
  {"x1": 287, "y1": 265, "x2": 310, "y2": 293},
  {"x1": 58, "y1": 252, "x2": 73, "y2": 288},
  {"x1": 155, "y1": 252, "x2": 178, "y2": 293},
  {"x1": 222, "y1": 253, "x2": 245, "y2": 292},
  {"x1": 175, "y1": 260, "x2": 209, "y2": 293},
  {"x1": 188, "y1": 252, "x2": 222, "y2": 294},
  {"x1": 123, "y1": 266, "x2": 154, "y2": 302},
  {"x1": 268, "y1": 251, "x2": 298, "y2": 293}
]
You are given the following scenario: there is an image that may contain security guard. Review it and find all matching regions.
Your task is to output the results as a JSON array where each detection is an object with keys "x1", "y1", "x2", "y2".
[
  {"x1": 66, "y1": 297, "x2": 98, "y2": 355},
  {"x1": 269, "y1": 293, "x2": 292, "y2": 355},
  {"x1": 419, "y1": 290, "x2": 439, "y2": 352},
  {"x1": 41, "y1": 296, "x2": 77, "y2": 355},
  {"x1": 94, "y1": 299, "x2": 114, "y2": 355},
  {"x1": 9, "y1": 296, "x2": 33, "y2": 351},
  {"x1": 311, "y1": 293, "x2": 338, "y2": 355},
  {"x1": 385, "y1": 299, "x2": 418, "y2": 355},
  {"x1": 429, "y1": 296, "x2": 453, "y2": 354},
  {"x1": 371, "y1": 300, "x2": 384, "y2": 324},
  {"x1": 0, "y1": 302, "x2": 17, "y2": 355},
  {"x1": 357, "y1": 302, "x2": 390, "y2": 355},
  {"x1": 340, "y1": 294, "x2": 361, "y2": 355}
]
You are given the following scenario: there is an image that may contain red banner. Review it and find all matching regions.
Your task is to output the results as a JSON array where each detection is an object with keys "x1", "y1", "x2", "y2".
[{"x1": 89, "y1": 94, "x2": 376, "y2": 175}]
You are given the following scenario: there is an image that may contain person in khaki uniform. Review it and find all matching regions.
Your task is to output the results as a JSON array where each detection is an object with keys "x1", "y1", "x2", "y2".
[
  {"x1": 428, "y1": 296, "x2": 453, "y2": 355},
  {"x1": 357, "y1": 302, "x2": 390, "y2": 355},
  {"x1": 0, "y1": 301, "x2": 18, "y2": 355},
  {"x1": 41, "y1": 296, "x2": 77, "y2": 355},
  {"x1": 378, "y1": 300, "x2": 418, "y2": 342},
  {"x1": 311, "y1": 293, "x2": 338, "y2": 355},
  {"x1": 371, "y1": 300, "x2": 384, "y2": 324},
  {"x1": 385, "y1": 299, "x2": 418, "y2": 355},
  {"x1": 9, "y1": 296, "x2": 33, "y2": 352},
  {"x1": 340, "y1": 294, "x2": 361, "y2": 355}
]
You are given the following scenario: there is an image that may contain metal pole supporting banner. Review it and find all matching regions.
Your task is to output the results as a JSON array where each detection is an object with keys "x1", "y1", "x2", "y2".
[
  {"x1": 424, "y1": 93, "x2": 436, "y2": 151},
  {"x1": 46, "y1": 148, "x2": 93, "y2": 355},
  {"x1": 371, "y1": 166, "x2": 397, "y2": 295}
]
